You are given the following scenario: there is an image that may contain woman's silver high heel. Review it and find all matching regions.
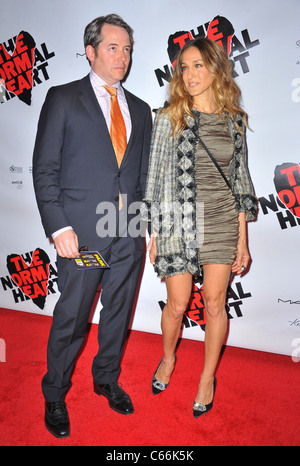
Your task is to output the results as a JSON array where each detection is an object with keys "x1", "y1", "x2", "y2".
[
  {"x1": 193, "y1": 376, "x2": 216, "y2": 418},
  {"x1": 152, "y1": 354, "x2": 176, "y2": 395}
]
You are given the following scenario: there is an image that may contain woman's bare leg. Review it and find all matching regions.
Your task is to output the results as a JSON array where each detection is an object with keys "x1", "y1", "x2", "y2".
[
  {"x1": 194, "y1": 264, "x2": 231, "y2": 405},
  {"x1": 155, "y1": 272, "x2": 193, "y2": 383}
]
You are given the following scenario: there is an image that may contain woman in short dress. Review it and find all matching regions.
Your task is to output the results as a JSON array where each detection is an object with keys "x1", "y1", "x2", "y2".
[{"x1": 143, "y1": 38, "x2": 257, "y2": 417}]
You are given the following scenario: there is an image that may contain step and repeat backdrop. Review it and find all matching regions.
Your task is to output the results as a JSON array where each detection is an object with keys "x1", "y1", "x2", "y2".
[{"x1": 1, "y1": 0, "x2": 299, "y2": 358}]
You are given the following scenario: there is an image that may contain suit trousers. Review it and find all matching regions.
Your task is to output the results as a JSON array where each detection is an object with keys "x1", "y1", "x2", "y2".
[{"x1": 42, "y1": 230, "x2": 145, "y2": 402}]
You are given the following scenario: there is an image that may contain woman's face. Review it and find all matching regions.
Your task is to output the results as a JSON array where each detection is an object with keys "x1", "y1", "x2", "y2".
[{"x1": 180, "y1": 46, "x2": 214, "y2": 101}]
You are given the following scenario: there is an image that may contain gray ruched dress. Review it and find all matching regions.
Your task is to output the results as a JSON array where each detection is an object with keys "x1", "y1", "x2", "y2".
[{"x1": 195, "y1": 112, "x2": 239, "y2": 265}]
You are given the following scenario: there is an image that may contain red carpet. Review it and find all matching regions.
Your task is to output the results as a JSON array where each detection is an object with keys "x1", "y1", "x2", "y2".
[{"x1": 0, "y1": 307, "x2": 299, "y2": 447}]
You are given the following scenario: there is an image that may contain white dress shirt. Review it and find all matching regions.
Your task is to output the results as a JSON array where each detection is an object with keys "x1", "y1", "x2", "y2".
[{"x1": 52, "y1": 71, "x2": 132, "y2": 240}]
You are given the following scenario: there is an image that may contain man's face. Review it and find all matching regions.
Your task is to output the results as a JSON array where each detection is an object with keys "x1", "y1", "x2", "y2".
[{"x1": 86, "y1": 23, "x2": 131, "y2": 85}]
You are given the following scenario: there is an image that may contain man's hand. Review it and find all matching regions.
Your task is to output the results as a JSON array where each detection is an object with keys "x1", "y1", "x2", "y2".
[{"x1": 54, "y1": 229, "x2": 79, "y2": 258}]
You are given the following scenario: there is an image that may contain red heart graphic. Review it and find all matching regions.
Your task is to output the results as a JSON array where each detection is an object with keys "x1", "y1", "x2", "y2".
[
  {"x1": 7, "y1": 248, "x2": 50, "y2": 310},
  {"x1": 207, "y1": 16, "x2": 235, "y2": 55},
  {"x1": 0, "y1": 31, "x2": 36, "y2": 105}
]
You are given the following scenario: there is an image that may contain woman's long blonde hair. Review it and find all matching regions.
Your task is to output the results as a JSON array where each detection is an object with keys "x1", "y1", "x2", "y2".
[{"x1": 161, "y1": 37, "x2": 248, "y2": 135}]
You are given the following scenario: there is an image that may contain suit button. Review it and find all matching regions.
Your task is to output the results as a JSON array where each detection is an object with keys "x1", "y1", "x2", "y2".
[
  {"x1": 114, "y1": 195, "x2": 119, "y2": 202},
  {"x1": 117, "y1": 171, "x2": 121, "y2": 177}
]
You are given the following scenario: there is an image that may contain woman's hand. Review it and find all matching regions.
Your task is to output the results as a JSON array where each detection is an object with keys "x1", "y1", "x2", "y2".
[
  {"x1": 232, "y1": 212, "x2": 250, "y2": 274},
  {"x1": 232, "y1": 240, "x2": 250, "y2": 274},
  {"x1": 147, "y1": 233, "x2": 157, "y2": 266}
]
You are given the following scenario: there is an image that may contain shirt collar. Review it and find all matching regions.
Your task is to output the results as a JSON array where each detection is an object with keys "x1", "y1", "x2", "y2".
[{"x1": 89, "y1": 70, "x2": 123, "y2": 95}]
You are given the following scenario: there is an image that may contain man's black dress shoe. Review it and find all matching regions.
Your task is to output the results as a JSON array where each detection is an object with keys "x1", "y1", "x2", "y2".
[
  {"x1": 94, "y1": 382, "x2": 134, "y2": 415},
  {"x1": 45, "y1": 401, "x2": 70, "y2": 438}
]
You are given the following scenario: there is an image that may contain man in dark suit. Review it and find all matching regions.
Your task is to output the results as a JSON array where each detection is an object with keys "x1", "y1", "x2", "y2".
[{"x1": 32, "y1": 14, "x2": 152, "y2": 438}]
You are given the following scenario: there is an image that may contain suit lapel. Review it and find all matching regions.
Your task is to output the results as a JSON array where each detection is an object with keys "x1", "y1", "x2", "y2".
[
  {"x1": 78, "y1": 75, "x2": 117, "y2": 167},
  {"x1": 78, "y1": 75, "x2": 105, "y2": 123}
]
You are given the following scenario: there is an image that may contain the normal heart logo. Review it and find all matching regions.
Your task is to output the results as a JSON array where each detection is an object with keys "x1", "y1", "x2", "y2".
[
  {"x1": 0, "y1": 30, "x2": 36, "y2": 105},
  {"x1": 167, "y1": 16, "x2": 235, "y2": 70},
  {"x1": 274, "y1": 162, "x2": 300, "y2": 219},
  {"x1": 6, "y1": 248, "x2": 50, "y2": 310},
  {"x1": 153, "y1": 14, "x2": 260, "y2": 89}
]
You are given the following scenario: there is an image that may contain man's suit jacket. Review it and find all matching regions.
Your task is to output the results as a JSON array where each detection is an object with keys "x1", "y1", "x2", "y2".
[{"x1": 33, "y1": 74, "x2": 152, "y2": 251}]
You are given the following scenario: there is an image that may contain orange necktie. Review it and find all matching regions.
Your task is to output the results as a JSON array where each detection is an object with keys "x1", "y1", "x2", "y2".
[{"x1": 103, "y1": 85, "x2": 127, "y2": 167}]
